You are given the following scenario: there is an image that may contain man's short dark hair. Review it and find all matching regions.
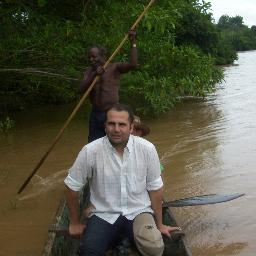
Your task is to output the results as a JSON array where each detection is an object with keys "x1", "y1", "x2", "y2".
[
  {"x1": 90, "y1": 45, "x2": 107, "y2": 57},
  {"x1": 107, "y1": 104, "x2": 134, "y2": 123}
]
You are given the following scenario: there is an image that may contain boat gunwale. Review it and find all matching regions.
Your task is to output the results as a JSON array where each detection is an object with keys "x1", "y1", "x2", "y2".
[{"x1": 43, "y1": 186, "x2": 192, "y2": 256}]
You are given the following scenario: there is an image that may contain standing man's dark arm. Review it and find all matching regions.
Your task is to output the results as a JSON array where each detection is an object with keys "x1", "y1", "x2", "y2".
[
  {"x1": 80, "y1": 68, "x2": 97, "y2": 93},
  {"x1": 116, "y1": 30, "x2": 138, "y2": 72},
  {"x1": 80, "y1": 66, "x2": 105, "y2": 93},
  {"x1": 129, "y1": 29, "x2": 138, "y2": 68}
]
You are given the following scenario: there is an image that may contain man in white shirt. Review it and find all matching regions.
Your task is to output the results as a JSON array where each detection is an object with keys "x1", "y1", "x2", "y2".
[{"x1": 64, "y1": 103, "x2": 179, "y2": 255}]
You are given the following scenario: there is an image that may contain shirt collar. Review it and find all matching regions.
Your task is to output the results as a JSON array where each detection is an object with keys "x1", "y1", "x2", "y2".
[
  {"x1": 126, "y1": 135, "x2": 134, "y2": 153},
  {"x1": 104, "y1": 135, "x2": 134, "y2": 153}
]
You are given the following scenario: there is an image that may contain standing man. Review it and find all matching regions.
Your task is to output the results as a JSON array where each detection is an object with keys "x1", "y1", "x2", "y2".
[
  {"x1": 80, "y1": 31, "x2": 137, "y2": 143},
  {"x1": 64, "y1": 103, "x2": 180, "y2": 256}
]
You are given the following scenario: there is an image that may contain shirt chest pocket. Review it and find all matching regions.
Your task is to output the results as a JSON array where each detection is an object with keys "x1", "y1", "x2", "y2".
[{"x1": 128, "y1": 172, "x2": 147, "y2": 195}]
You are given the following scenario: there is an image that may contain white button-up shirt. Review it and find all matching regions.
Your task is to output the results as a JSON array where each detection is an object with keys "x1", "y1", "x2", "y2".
[{"x1": 64, "y1": 135, "x2": 163, "y2": 224}]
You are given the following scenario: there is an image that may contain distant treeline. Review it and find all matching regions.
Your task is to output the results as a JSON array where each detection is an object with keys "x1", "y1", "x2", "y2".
[
  {"x1": 0, "y1": 0, "x2": 256, "y2": 119},
  {"x1": 216, "y1": 15, "x2": 256, "y2": 63}
]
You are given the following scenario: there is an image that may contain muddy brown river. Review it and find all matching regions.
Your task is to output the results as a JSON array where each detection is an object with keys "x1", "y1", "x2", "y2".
[{"x1": 0, "y1": 51, "x2": 255, "y2": 255}]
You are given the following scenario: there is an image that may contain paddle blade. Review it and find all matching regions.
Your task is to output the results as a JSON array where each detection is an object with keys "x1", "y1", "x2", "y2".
[{"x1": 163, "y1": 193, "x2": 245, "y2": 207}]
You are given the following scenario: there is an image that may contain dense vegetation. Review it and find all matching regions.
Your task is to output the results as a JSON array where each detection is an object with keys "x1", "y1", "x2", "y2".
[
  {"x1": 217, "y1": 15, "x2": 256, "y2": 52},
  {"x1": 1, "y1": 0, "x2": 255, "y2": 123}
]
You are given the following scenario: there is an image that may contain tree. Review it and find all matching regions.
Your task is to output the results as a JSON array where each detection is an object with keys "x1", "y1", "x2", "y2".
[
  {"x1": 217, "y1": 15, "x2": 256, "y2": 52},
  {"x1": 0, "y1": 0, "x2": 224, "y2": 117},
  {"x1": 218, "y1": 15, "x2": 244, "y2": 28},
  {"x1": 218, "y1": 15, "x2": 230, "y2": 28},
  {"x1": 174, "y1": 0, "x2": 219, "y2": 54}
]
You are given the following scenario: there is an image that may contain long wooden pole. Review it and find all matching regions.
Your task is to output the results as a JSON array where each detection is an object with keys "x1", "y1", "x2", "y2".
[{"x1": 18, "y1": 0, "x2": 155, "y2": 194}]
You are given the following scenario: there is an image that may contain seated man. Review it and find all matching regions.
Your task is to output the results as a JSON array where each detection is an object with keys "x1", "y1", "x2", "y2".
[
  {"x1": 83, "y1": 115, "x2": 150, "y2": 218},
  {"x1": 64, "y1": 103, "x2": 180, "y2": 255}
]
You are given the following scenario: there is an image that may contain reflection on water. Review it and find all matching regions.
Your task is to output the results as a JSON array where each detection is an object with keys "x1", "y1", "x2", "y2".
[{"x1": 1, "y1": 51, "x2": 256, "y2": 255}]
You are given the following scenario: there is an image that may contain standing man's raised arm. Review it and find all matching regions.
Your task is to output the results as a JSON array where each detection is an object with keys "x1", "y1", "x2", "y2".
[
  {"x1": 129, "y1": 29, "x2": 138, "y2": 68},
  {"x1": 116, "y1": 30, "x2": 138, "y2": 72}
]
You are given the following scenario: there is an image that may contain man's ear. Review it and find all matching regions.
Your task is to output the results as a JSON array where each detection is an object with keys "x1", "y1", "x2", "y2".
[{"x1": 130, "y1": 123, "x2": 134, "y2": 134}]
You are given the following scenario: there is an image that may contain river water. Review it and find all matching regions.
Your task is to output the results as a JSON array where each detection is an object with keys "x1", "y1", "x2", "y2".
[{"x1": 0, "y1": 51, "x2": 255, "y2": 255}]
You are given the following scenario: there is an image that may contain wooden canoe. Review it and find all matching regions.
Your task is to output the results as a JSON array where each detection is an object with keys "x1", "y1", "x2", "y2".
[{"x1": 42, "y1": 184, "x2": 192, "y2": 256}]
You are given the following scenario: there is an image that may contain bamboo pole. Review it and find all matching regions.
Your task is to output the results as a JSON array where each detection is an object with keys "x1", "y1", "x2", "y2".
[{"x1": 17, "y1": 0, "x2": 155, "y2": 194}]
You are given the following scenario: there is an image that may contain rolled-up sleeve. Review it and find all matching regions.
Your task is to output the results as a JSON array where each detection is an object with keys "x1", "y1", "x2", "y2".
[
  {"x1": 146, "y1": 144, "x2": 162, "y2": 180},
  {"x1": 146, "y1": 176, "x2": 163, "y2": 191},
  {"x1": 64, "y1": 174, "x2": 84, "y2": 191},
  {"x1": 64, "y1": 146, "x2": 91, "y2": 191}
]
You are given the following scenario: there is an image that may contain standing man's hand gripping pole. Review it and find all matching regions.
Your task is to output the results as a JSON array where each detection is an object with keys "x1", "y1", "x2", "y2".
[
  {"x1": 65, "y1": 185, "x2": 86, "y2": 236},
  {"x1": 128, "y1": 29, "x2": 138, "y2": 68},
  {"x1": 149, "y1": 187, "x2": 181, "y2": 237}
]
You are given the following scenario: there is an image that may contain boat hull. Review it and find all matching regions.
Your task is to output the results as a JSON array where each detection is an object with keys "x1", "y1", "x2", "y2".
[{"x1": 43, "y1": 184, "x2": 191, "y2": 256}]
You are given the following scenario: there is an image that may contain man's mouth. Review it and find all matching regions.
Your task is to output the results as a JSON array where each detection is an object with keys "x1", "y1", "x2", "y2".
[{"x1": 112, "y1": 135, "x2": 121, "y2": 139}]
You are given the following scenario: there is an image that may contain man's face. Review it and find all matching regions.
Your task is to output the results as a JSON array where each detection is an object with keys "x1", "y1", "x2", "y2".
[
  {"x1": 88, "y1": 47, "x2": 104, "y2": 67},
  {"x1": 105, "y1": 110, "x2": 134, "y2": 148}
]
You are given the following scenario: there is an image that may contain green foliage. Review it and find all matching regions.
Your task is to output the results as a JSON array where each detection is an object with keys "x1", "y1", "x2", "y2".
[
  {"x1": 251, "y1": 26, "x2": 256, "y2": 34},
  {"x1": 214, "y1": 35, "x2": 238, "y2": 65},
  {"x1": 172, "y1": 1, "x2": 238, "y2": 65},
  {"x1": 218, "y1": 15, "x2": 244, "y2": 29},
  {"x1": 1, "y1": 0, "x2": 225, "y2": 117},
  {"x1": 217, "y1": 15, "x2": 256, "y2": 51},
  {"x1": 0, "y1": 117, "x2": 15, "y2": 134},
  {"x1": 121, "y1": 46, "x2": 223, "y2": 116},
  {"x1": 174, "y1": 0, "x2": 218, "y2": 54}
]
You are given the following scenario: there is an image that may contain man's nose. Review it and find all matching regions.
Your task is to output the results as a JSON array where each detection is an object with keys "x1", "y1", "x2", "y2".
[{"x1": 114, "y1": 124, "x2": 121, "y2": 132}]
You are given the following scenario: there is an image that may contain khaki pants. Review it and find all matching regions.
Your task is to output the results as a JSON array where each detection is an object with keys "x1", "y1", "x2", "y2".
[{"x1": 133, "y1": 213, "x2": 164, "y2": 256}]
